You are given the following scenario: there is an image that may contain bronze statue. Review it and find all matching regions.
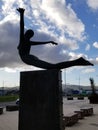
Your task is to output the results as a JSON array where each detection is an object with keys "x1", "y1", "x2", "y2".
[{"x1": 17, "y1": 8, "x2": 93, "y2": 69}]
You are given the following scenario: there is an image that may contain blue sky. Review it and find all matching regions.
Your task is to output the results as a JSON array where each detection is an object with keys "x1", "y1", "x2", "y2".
[{"x1": 0, "y1": 0, "x2": 98, "y2": 87}]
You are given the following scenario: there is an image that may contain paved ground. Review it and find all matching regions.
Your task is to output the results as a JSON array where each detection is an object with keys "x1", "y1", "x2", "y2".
[
  {"x1": 63, "y1": 98, "x2": 98, "y2": 130},
  {"x1": 0, "y1": 109, "x2": 18, "y2": 130},
  {"x1": 0, "y1": 98, "x2": 98, "y2": 130}
]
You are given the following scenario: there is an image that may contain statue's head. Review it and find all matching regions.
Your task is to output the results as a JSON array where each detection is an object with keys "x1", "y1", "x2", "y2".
[{"x1": 25, "y1": 29, "x2": 34, "y2": 39}]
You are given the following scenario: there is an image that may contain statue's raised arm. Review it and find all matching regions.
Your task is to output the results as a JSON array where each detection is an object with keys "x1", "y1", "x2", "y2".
[{"x1": 17, "y1": 8, "x2": 25, "y2": 49}]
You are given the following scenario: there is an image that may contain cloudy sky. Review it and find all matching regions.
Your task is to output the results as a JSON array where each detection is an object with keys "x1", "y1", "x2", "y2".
[{"x1": 0, "y1": 0, "x2": 98, "y2": 87}]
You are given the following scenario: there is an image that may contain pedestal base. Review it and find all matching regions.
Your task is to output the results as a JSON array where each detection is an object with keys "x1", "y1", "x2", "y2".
[{"x1": 19, "y1": 69, "x2": 63, "y2": 130}]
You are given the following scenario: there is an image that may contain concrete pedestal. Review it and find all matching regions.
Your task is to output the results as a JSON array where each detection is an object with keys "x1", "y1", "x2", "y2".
[{"x1": 19, "y1": 69, "x2": 63, "y2": 130}]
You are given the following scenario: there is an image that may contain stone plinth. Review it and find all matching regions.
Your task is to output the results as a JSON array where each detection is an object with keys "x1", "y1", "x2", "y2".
[{"x1": 19, "y1": 69, "x2": 63, "y2": 130}]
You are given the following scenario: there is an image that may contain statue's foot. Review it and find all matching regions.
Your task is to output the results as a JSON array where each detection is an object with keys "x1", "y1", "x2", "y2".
[{"x1": 77, "y1": 57, "x2": 93, "y2": 66}]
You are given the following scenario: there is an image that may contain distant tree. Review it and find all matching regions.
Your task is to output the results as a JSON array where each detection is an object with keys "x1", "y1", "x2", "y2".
[{"x1": 89, "y1": 78, "x2": 96, "y2": 94}]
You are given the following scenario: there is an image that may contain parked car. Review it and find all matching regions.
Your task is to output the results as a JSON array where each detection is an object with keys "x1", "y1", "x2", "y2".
[{"x1": 16, "y1": 99, "x2": 19, "y2": 105}]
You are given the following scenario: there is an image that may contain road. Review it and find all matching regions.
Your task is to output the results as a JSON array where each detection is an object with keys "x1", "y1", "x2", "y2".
[{"x1": 0, "y1": 101, "x2": 16, "y2": 107}]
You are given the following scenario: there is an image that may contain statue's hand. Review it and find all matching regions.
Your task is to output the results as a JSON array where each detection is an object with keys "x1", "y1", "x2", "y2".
[
  {"x1": 17, "y1": 8, "x2": 25, "y2": 13},
  {"x1": 51, "y1": 41, "x2": 58, "y2": 45}
]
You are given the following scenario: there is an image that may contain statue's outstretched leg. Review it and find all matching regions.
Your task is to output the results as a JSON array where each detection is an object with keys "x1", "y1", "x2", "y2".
[
  {"x1": 20, "y1": 55, "x2": 93, "y2": 69},
  {"x1": 54, "y1": 57, "x2": 93, "y2": 69}
]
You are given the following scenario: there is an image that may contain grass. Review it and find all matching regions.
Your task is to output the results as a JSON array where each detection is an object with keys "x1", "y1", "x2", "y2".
[{"x1": 0, "y1": 95, "x2": 19, "y2": 102}]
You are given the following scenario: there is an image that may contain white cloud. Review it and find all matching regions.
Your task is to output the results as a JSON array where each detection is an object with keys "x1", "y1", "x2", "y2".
[
  {"x1": 88, "y1": 57, "x2": 98, "y2": 65},
  {"x1": 96, "y1": 57, "x2": 98, "y2": 61},
  {"x1": 82, "y1": 68, "x2": 95, "y2": 74},
  {"x1": 85, "y1": 44, "x2": 90, "y2": 51},
  {"x1": 95, "y1": 57, "x2": 98, "y2": 64},
  {"x1": 1, "y1": 0, "x2": 86, "y2": 42},
  {"x1": 93, "y1": 41, "x2": 98, "y2": 48},
  {"x1": 69, "y1": 52, "x2": 88, "y2": 60},
  {"x1": 87, "y1": 0, "x2": 98, "y2": 10},
  {"x1": 41, "y1": 0, "x2": 85, "y2": 41},
  {"x1": 59, "y1": 36, "x2": 79, "y2": 50},
  {"x1": 4, "y1": 67, "x2": 16, "y2": 73}
]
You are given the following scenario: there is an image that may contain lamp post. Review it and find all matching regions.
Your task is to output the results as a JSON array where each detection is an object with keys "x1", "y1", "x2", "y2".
[
  {"x1": 2, "y1": 81, "x2": 4, "y2": 96},
  {"x1": 78, "y1": 76, "x2": 80, "y2": 94},
  {"x1": 64, "y1": 69, "x2": 66, "y2": 88}
]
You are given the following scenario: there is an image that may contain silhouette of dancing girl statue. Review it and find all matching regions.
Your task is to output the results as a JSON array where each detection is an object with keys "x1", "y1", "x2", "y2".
[{"x1": 17, "y1": 8, "x2": 93, "y2": 69}]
